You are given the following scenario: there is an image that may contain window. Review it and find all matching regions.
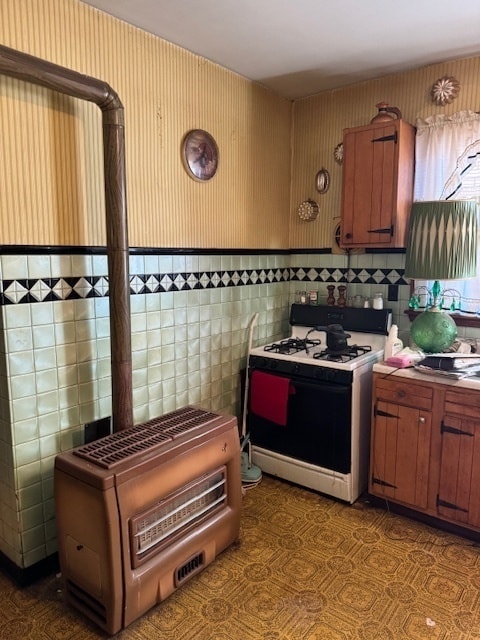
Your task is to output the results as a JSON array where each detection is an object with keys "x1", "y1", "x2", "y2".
[{"x1": 413, "y1": 110, "x2": 480, "y2": 316}]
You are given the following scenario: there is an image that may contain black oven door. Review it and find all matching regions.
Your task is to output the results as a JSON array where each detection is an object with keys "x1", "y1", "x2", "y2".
[{"x1": 248, "y1": 373, "x2": 352, "y2": 474}]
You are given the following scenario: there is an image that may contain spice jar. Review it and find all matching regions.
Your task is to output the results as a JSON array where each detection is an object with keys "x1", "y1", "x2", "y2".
[
  {"x1": 296, "y1": 290, "x2": 308, "y2": 304},
  {"x1": 372, "y1": 293, "x2": 384, "y2": 309}
]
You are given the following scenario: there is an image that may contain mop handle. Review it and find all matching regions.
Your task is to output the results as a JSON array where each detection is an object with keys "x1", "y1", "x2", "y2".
[{"x1": 241, "y1": 312, "x2": 259, "y2": 438}]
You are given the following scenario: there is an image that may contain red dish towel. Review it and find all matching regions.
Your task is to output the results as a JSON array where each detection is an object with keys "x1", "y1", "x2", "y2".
[{"x1": 249, "y1": 370, "x2": 294, "y2": 426}]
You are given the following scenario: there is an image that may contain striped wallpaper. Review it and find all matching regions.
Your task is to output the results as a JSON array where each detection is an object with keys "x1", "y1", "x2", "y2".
[
  {"x1": 2, "y1": 1, "x2": 480, "y2": 252},
  {"x1": 0, "y1": 0, "x2": 292, "y2": 249}
]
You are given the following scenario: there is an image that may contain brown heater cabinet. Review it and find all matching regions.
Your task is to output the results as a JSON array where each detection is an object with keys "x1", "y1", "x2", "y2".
[{"x1": 55, "y1": 406, "x2": 242, "y2": 635}]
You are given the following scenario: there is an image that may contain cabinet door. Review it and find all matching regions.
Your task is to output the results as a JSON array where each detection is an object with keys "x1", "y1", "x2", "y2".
[
  {"x1": 438, "y1": 416, "x2": 480, "y2": 528},
  {"x1": 370, "y1": 400, "x2": 431, "y2": 508},
  {"x1": 341, "y1": 120, "x2": 414, "y2": 249}
]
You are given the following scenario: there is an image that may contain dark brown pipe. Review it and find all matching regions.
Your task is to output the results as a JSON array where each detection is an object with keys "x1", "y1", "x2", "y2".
[{"x1": 0, "y1": 44, "x2": 133, "y2": 432}]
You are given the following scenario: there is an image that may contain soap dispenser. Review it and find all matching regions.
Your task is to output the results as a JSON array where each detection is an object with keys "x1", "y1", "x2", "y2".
[{"x1": 384, "y1": 324, "x2": 403, "y2": 360}]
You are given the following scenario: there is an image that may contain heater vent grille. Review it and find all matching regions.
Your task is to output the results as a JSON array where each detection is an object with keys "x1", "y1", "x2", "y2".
[
  {"x1": 66, "y1": 579, "x2": 107, "y2": 624},
  {"x1": 130, "y1": 467, "x2": 227, "y2": 568},
  {"x1": 175, "y1": 552, "x2": 205, "y2": 587},
  {"x1": 73, "y1": 406, "x2": 218, "y2": 469}
]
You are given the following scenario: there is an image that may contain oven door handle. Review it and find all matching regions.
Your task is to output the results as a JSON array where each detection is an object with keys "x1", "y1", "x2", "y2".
[{"x1": 289, "y1": 378, "x2": 351, "y2": 394}]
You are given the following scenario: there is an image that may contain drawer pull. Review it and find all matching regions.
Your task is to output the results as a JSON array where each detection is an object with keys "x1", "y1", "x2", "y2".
[{"x1": 397, "y1": 389, "x2": 406, "y2": 398}]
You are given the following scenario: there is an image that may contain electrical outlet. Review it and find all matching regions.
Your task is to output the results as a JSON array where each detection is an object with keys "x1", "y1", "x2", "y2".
[
  {"x1": 388, "y1": 284, "x2": 399, "y2": 302},
  {"x1": 84, "y1": 417, "x2": 111, "y2": 444}
]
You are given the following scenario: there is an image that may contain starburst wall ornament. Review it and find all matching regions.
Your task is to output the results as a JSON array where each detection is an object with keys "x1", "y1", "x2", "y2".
[
  {"x1": 333, "y1": 142, "x2": 343, "y2": 165},
  {"x1": 431, "y1": 75, "x2": 460, "y2": 106}
]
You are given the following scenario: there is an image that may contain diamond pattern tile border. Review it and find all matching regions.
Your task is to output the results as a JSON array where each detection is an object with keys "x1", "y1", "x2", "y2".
[{"x1": 0, "y1": 267, "x2": 407, "y2": 305}]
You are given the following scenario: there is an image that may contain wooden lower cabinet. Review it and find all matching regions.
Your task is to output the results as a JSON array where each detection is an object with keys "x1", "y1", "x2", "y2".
[
  {"x1": 371, "y1": 400, "x2": 431, "y2": 508},
  {"x1": 370, "y1": 371, "x2": 480, "y2": 534},
  {"x1": 370, "y1": 376, "x2": 433, "y2": 509},
  {"x1": 437, "y1": 388, "x2": 480, "y2": 529}
]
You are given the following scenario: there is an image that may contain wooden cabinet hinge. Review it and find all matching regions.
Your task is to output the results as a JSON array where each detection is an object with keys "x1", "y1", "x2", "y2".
[
  {"x1": 374, "y1": 405, "x2": 396, "y2": 418},
  {"x1": 437, "y1": 494, "x2": 468, "y2": 513},
  {"x1": 367, "y1": 225, "x2": 394, "y2": 236},
  {"x1": 371, "y1": 476, "x2": 397, "y2": 489},
  {"x1": 441, "y1": 421, "x2": 474, "y2": 436},
  {"x1": 371, "y1": 132, "x2": 398, "y2": 144}
]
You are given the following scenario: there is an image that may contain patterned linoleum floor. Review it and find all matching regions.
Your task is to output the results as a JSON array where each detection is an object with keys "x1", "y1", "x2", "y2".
[{"x1": 1, "y1": 475, "x2": 480, "y2": 639}]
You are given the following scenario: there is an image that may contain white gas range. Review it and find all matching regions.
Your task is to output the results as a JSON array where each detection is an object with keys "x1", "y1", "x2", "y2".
[{"x1": 247, "y1": 303, "x2": 392, "y2": 503}]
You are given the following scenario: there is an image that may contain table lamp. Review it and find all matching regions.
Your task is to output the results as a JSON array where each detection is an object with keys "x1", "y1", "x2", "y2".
[{"x1": 404, "y1": 200, "x2": 478, "y2": 353}]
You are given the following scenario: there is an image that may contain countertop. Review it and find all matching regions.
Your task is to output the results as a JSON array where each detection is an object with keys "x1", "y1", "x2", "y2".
[{"x1": 373, "y1": 362, "x2": 480, "y2": 391}]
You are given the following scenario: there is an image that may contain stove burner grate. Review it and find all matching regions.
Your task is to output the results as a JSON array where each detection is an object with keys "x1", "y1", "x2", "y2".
[
  {"x1": 264, "y1": 337, "x2": 321, "y2": 355},
  {"x1": 313, "y1": 344, "x2": 372, "y2": 363}
]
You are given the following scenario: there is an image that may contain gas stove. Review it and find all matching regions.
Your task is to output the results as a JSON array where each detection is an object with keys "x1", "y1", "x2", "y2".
[
  {"x1": 249, "y1": 304, "x2": 391, "y2": 383},
  {"x1": 253, "y1": 328, "x2": 385, "y2": 369},
  {"x1": 247, "y1": 303, "x2": 392, "y2": 502}
]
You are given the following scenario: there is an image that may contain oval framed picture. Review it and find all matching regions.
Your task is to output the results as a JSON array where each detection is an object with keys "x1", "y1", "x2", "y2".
[
  {"x1": 315, "y1": 168, "x2": 330, "y2": 194},
  {"x1": 182, "y1": 129, "x2": 219, "y2": 181}
]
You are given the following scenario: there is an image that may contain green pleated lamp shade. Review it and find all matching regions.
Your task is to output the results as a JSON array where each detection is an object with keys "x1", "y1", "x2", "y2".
[
  {"x1": 405, "y1": 200, "x2": 478, "y2": 280},
  {"x1": 404, "y1": 200, "x2": 478, "y2": 353}
]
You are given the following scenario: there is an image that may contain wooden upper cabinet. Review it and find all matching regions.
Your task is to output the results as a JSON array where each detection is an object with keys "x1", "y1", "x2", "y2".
[{"x1": 340, "y1": 119, "x2": 415, "y2": 249}]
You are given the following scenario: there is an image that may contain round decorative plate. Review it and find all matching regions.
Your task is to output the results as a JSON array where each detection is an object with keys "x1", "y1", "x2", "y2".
[
  {"x1": 332, "y1": 217, "x2": 343, "y2": 253},
  {"x1": 182, "y1": 129, "x2": 219, "y2": 181},
  {"x1": 315, "y1": 168, "x2": 330, "y2": 194},
  {"x1": 297, "y1": 199, "x2": 319, "y2": 222},
  {"x1": 330, "y1": 216, "x2": 363, "y2": 254}
]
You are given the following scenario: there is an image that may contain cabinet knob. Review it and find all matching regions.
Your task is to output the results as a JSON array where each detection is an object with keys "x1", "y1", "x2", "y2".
[
  {"x1": 419, "y1": 416, "x2": 426, "y2": 424},
  {"x1": 397, "y1": 390, "x2": 406, "y2": 398}
]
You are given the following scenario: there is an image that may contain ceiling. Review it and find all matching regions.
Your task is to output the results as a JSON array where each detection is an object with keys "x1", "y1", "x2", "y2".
[{"x1": 83, "y1": 0, "x2": 480, "y2": 99}]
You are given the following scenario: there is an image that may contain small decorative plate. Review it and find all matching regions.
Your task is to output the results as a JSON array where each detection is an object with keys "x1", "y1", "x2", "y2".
[
  {"x1": 315, "y1": 168, "x2": 330, "y2": 194},
  {"x1": 297, "y1": 199, "x2": 319, "y2": 222},
  {"x1": 334, "y1": 142, "x2": 343, "y2": 165},
  {"x1": 332, "y1": 217, "x2": 343, "y2": 253}
]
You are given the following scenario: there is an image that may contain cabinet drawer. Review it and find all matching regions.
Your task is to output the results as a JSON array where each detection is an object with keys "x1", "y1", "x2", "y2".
[
  {"x1": 374, "y1": 378, "x2": 433, "y2": 410},
  {"x1": 444, "y1": 389, "x2": 480, "y2": 420}
]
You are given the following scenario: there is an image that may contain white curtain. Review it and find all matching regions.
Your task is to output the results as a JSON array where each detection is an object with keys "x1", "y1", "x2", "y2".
[{"x1": 413, "y1": 110, "x2": 480, "y2": 313}]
